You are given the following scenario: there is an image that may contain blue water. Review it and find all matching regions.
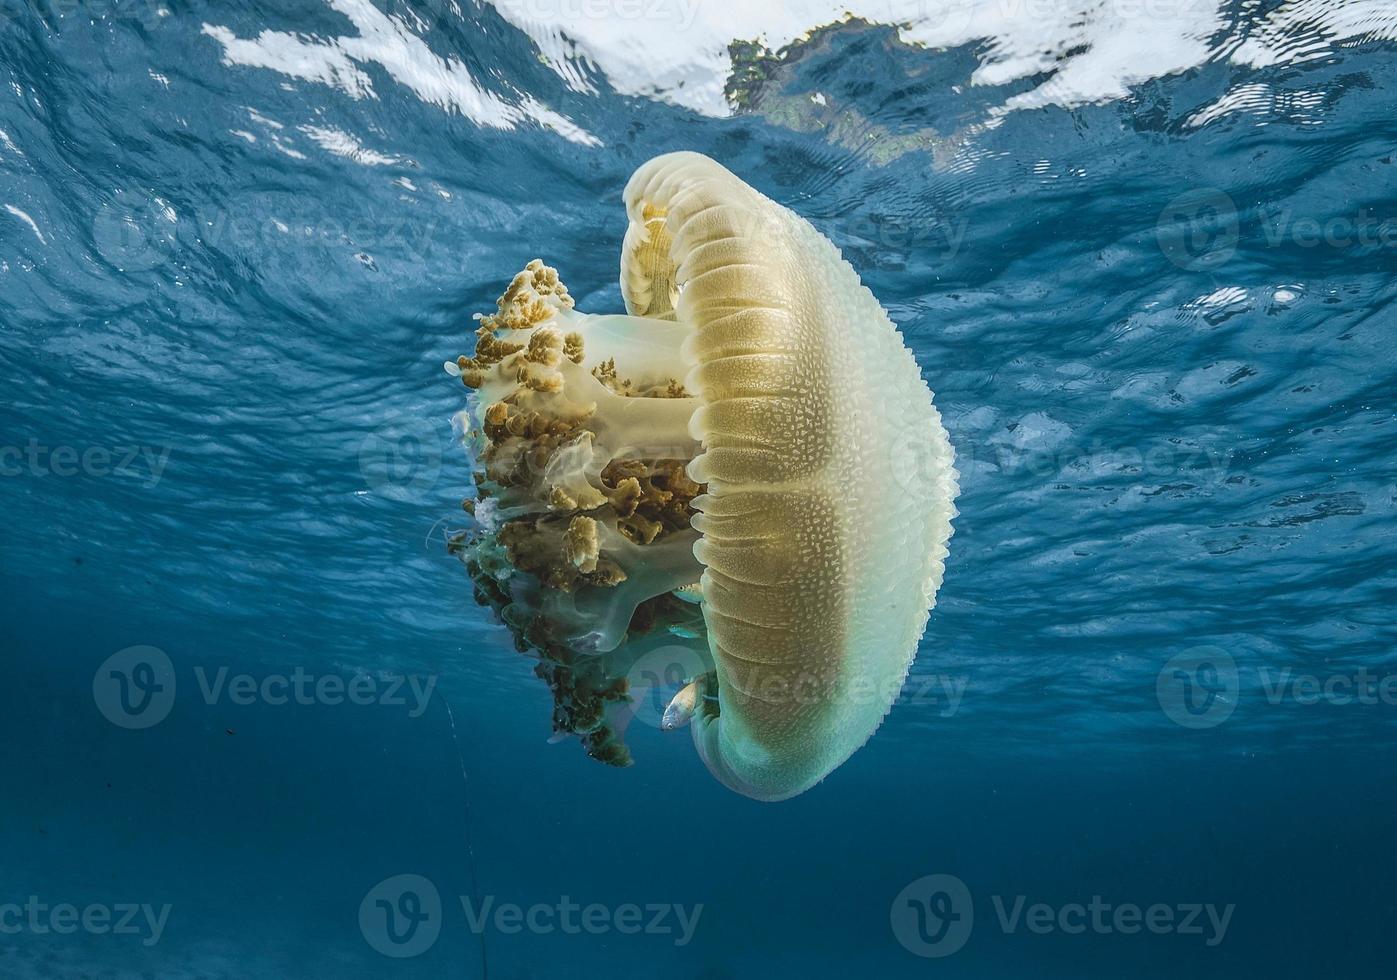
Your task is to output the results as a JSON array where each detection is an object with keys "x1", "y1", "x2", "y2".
[{"x1": 3, "y1": 1, "x2": 1396, "y2": 976}]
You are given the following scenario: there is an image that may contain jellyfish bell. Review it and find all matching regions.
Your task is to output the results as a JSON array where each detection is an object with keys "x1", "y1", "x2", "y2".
[{"x1": 449, "y1": 151, "x2": 958, "y2": 800}]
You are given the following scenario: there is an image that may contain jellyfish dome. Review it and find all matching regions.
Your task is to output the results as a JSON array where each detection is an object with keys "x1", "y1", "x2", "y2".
[{"x1": 448, "y1": 152, "x2": 958, "y2": 801}]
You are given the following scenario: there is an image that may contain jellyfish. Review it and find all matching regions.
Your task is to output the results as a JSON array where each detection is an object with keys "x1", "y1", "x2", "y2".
[{"x1": 449, "y1": 151, "x2": 958, "y2": 800}]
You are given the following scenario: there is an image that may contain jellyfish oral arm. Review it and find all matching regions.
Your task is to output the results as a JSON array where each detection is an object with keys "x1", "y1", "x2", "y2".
[{"x1": 450, "y1": 258, "x2": 713, "y2": 701}]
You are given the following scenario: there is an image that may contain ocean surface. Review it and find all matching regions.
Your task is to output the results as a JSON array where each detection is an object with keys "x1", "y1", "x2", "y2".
[{"x1": 2, "y1": 0, "x2": 1395, "y2": 976}]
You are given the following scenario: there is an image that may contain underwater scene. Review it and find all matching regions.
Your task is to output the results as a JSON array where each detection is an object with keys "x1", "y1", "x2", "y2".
[{"x1": 2, "y1": 0, "x2": 1396, "y2": 976}]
